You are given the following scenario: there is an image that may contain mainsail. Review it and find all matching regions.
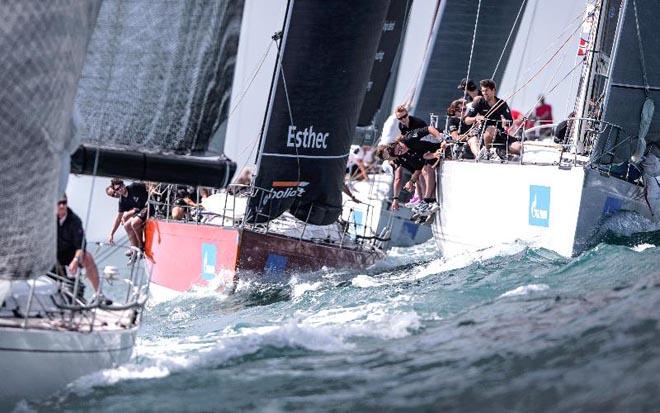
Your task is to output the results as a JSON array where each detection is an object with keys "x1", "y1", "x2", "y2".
[
  {"x1": 412, "y1": 0, "x2": 527, "y2": 119},
  {"x1": 0, "y1": 2, "x2": 100, "y2": 279},
  {"x1": 248, "y1": 1, "x2": 390, "y2": 225},
  {"x1": 591, "y1": 0, "x2": 660, "y2": 164},
  {"x1": 72, "y1": 0, "x2": 243, "y2": 187}
]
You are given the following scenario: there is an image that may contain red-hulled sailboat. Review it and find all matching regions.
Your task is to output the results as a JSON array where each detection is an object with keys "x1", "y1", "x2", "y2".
[{"x1": 144, "y1": 1, "x2": 399, "y2": 295}]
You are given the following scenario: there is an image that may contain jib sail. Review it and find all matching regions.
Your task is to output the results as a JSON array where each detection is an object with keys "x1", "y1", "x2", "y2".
[
  {"x1": 0, "y1": 2, "x2": 100, "y2": 279},
  {"x1": 72, "y1": 0, "x2": 243, "y2": 187},
  {"x1": 247, "y1": 0, "x2": 390, "y2": 225}
]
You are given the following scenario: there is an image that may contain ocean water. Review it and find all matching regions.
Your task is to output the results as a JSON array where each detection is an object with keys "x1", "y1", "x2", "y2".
[{"x1": 13, "y1": 235, "x2": 660, "y2": 413}]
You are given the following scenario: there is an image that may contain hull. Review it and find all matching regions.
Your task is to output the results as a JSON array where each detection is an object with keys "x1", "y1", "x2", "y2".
[
  {"x1": 145, "y1": 219, "x2": 384, "y2": 293},
  {"x1": 347, "y1": 173, "x2": 432, "y2": 250},
  {"x1": 0, "y1": 326, "x2": 136, "y2": 406},
  {"x1": 432, "y1": 161, "x2": 653, "y2": 258}
]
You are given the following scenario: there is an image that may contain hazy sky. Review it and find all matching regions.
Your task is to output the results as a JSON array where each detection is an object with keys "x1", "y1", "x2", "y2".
[{"x1": 68, "y1": 0, "x2": 587, "y2": 241}]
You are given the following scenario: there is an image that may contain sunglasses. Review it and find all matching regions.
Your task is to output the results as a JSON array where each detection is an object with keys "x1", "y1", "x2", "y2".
[
  {"x1": 57, "y1": 200, "x2": 67, "y2": 206},
  {"x1": 397, "y1": 114, "x2": 409, "y2": 121}
]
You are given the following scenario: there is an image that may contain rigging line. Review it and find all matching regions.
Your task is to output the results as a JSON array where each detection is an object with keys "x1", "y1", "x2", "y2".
[
  {"x1": 491, "y1": 0, "x2": 528, "y2": 79},
  {"x1": 510, "y1": 0, "x2": 538, "y2": 108},
  {"x1": 278, "y1": 61, "x2": 302, "y2": 184},
  {"x1": 631, "y1": 0, "x2": 649, "y2": 94},
  {"x1": 227, "y1": 40, "x2": 276, "y2": 120},
  {"x1": 512, "y1": 5, "x2": 586, "y2": 99},
  {"x1": 465, "y1": 20, "x2": 584, "y2": 138},
  {"x1": 511, "y1": 58, "x2": 584, "y2": 137},
  {"x1": 462, "y1": 0, "x2": 482, "y2": 104},
  {"x1": 80, "y1": 147, "x2": 101, "y2": 259}
]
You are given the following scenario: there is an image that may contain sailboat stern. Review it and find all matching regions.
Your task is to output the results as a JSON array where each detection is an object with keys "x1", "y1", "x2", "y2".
[{"x1": 145, "y1": 219, "x2": 241, "y2": 295}]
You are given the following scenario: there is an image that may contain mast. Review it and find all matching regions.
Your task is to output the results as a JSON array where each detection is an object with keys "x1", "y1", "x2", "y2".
[{"x1": 571, "y1": 0, "x2": 609, "y2": 154}]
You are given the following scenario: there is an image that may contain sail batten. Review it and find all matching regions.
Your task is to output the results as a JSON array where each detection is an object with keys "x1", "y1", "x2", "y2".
[{"x1": 248, "y1": 0, "x2": 391, "y2": 225}]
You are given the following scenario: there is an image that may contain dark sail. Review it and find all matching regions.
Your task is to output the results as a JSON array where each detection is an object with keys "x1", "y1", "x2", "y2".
[
  {"x1": 413, "y1": 0, "x2": 527, "y2": 120},
  {"x1": 73, "y1": 0, "x2": 242, "y2": 186},
  {"x1": 357, "y1": 0, "x2": 412, "y2": 127},
  {"x1": 248, "y1": 0, "x2": 390, "y2": 225},
  {"x1": 592, "y1": 0, "x2": 660, "y2": 164},
  {"x1": 0, "y1": 2, "x2": 100, "y2": 279}
]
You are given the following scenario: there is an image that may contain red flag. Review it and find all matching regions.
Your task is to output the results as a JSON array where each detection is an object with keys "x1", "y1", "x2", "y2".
[{"x1": 577, "y1": 38, "x2": 588, "y2": 56}]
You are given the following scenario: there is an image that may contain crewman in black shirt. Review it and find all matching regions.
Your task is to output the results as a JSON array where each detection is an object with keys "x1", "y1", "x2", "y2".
[
  {"x1": 106, "y1": 179, "x2": 149, "y2": 256},
  {"x1": 395, "y1": 104, "x2": 428, "y2": 133},
  {"x1": 377, "y1": 126, "x2": 446, "y2": 215},
  {"x1": 56, "y1": 194, "x2": 100, "y2": 291},
  {"x1": 464, "y1": 79, "x2": 520, "y2": 159},
  {"x1": 393, "y1": 104, "x2": 429, "y2": 207}
]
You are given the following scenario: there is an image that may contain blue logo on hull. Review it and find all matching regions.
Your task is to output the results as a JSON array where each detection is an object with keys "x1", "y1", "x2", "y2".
[
  {"x1": 529, "y1": 185, "x2": 551, "y2": 227},
  {"x1": 603, "y1": 196, "x2": 623, "y2": 216},
  {"x1": 265, "y1": 253, "x2": 288, "y2": 275},
  {"x1": 201, "y1": 243, "x2": 217, "y2": 281},
  {"x1": 402, "y1": 221, "x2": 419, "y2": 240}
]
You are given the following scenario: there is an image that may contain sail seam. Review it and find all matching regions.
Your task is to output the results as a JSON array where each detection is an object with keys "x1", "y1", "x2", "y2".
[{"x1": 260, "y1": 152, "x2": 348, "y2": 159}]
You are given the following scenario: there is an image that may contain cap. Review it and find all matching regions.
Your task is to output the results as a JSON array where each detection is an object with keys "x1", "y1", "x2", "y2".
[{"x1": 457, "y1": 78, "x2": 477, "y2": 91}]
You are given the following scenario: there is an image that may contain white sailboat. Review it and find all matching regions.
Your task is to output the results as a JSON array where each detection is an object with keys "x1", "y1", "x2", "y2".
[{"x1": 427, "y1": 0, "x2": 660, "y2": 258}]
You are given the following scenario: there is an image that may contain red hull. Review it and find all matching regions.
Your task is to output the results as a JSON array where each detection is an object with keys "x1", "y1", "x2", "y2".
[{"x1": 145, "y1": 219, "x2": 383, "y2": 293}]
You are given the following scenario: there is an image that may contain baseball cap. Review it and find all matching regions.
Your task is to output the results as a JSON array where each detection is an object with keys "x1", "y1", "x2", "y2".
[{"x1": 457, "y1": 78, "x2": 477, "y2": 91}]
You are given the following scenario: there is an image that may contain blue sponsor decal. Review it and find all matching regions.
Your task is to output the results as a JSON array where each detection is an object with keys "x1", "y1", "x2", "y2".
[
  {"x1": 265, "y1": 253, "x2": 288, "y2": 275},
  {"x1": 352, "y1": 210, "x2": 364, "y2": 226},
  {"x1": 402, "y1": 221, "x2": 419, "y2": 240},
  {"x1": 201, "y1": 243, "x2": 217, "y2": 281},
  {"x1": 602, "y1": 196, "x2": 623, "y2": 216},
  {"x1": 529, "y1": 185, "x2": 551, "y2": 227}
]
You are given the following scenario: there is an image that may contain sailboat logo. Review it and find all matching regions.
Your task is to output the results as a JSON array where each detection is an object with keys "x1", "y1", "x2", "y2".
[
  {"x1": 201, "y1": 243, "x2": 217, "y2": 281},
  {"x1": 529, "y1": 185, "x2": 550, "y2": 227},
  {"x1": 262, "y1": 181, "x2": 309, "y2": 205}
]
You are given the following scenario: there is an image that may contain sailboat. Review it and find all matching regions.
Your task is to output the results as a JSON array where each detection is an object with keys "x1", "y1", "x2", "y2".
[
  {"x1": 425, "y1": 0, "x2": 659, "y2": 258},
  {"x1": 144, "y1": 1, "x2": 390, "y2": 296},
  {"x1": 346, "y1": 0, "x2": 435, "y2": 251},
  {"x1": 0, "y1": 2, "x2": 149, "y2": 405}
]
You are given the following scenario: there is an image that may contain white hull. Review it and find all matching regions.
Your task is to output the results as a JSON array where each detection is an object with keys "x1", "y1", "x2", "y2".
[
  {"x1": 0, "y1": 325, "x2": 136, "y2": 406},
  {"x1": 346, "y1": 173, "x2": 432, "y2": 250},
  {"x1": 432, "y1": 160, "x2": 655, "y2": 258}
]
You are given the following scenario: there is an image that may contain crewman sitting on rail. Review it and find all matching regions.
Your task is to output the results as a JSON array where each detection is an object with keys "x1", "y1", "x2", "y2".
[
  {"x1": 464, "y1": 79, "x2": 520, "y2": 160},
  {"x1": 446, "y1": 98, "x2": 479, "y2": 159}
]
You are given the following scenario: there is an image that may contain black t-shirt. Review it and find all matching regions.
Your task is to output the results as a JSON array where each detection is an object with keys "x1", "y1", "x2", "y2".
[
  {"x1": 401, "y1": 127, "x2": 442, "y2": 153},
  {"x1": 398, "y1": 115, "x2": 428, "y2": 134},
  {"x1": 392, "y1": 151, "x2": 426, "y2": 172},
  {"x1": 468, "y1": 97, "x2": 512, "y2": 131},
  {"x1": 447, "y1": 117, "x2": 470, "y2": 135},
  {"x1": 118, "y1": 182, "x2": 148, "y2": 213},
  {"x1": 57, "y1": 208, "x2": 85, "y2": 265}
]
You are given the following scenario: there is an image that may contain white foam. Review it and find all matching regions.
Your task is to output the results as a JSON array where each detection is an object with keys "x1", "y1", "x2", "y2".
[
  {"x1": 290, "y1": 280, "x2": 322, "y2": 299},
  {"x1": 70, "y1": 300, "x2": 421, "y2": 393},
  {"x1": 499, "y1": 284, "x2": 550, "y2": 298},
  {"x1": 631, "y1": 243, "x2": 655, "y2": 252},
  {"x1": 351, "y1": 274, "x2": 380, "y2": 288}
]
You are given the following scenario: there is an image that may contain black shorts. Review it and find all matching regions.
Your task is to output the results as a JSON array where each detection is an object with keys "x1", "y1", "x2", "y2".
[{"x1": 494, "y1": 130, "x2": 517, "y2": 148}]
